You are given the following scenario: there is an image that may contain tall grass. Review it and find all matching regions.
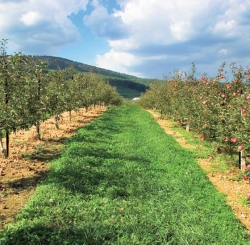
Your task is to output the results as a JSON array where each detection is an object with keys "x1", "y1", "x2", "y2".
[{"x1": 0, "y1": 105, "x2": 248, "y2": 244}]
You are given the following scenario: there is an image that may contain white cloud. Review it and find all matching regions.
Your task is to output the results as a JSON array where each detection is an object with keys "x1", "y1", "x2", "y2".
[
  {"x1": 213, "y1": 20, "x2": 237, "y2": 36},
  {"x1": 94, "y1": 0, "x2": 250, "y2": 78},
  {"x1": 1, "y1": 0, "x2": 250, "y2": 79},
  {"x1": 0, "y1": 0, "x2": 89, "y2": 54},
  {"x1": 20, "y1": 11, "x2": 42, "y2": 26},
  {"x1": 83, "y1": 1, "x2": 130, "y2": 40},
  {"x1": 170, "y1": 21, "x2": 192, "y2": 41},
  {"x1": 219, "y1": 49, "x2": 228, "y2": 55},
  {"x1": 96, "y1": 49, "x2": 142, "y2": 76}
]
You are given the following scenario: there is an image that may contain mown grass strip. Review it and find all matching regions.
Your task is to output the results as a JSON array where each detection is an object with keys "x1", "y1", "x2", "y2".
[{"x1": 0, "y1": 105, "x2": 249, "y2": 244}]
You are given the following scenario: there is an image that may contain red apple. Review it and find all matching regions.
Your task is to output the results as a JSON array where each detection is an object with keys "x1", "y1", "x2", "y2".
[
  {"x1": 238, "y1": 145, "x2": 244, "y2": 151},
  {"x1": 230, "y1": 138, "x2": 238, "y2": 143},
  {"x1": 241, "y1": 108, "x2": 247, "y2": 114},
  {"x1": 243, "y1": 175, "x2": 248, "y2": 181}
]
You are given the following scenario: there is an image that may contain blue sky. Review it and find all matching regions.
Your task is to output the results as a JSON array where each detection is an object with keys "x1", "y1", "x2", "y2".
[{"x1": 1, "y1": 0, "x2": 250, "y2": 79}]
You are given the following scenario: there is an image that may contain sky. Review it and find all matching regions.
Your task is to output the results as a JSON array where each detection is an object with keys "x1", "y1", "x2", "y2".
[{"x1": 0, "y1": 0, "x2": 250, "y2": 79}]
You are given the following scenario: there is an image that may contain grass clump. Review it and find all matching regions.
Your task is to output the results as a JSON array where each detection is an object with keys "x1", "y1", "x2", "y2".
[{"x1": 0, "y1": 105, "x2": 249, "y2": 244}]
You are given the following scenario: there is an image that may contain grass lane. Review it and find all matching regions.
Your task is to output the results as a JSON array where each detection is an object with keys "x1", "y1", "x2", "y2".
[{"x1": 0, "y1": 105, "x2": 249, "y2": 244}]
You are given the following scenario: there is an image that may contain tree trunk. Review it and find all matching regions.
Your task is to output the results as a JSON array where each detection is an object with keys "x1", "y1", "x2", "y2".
[
  {"x1": 36, "y1": 120, "x2": 41, "y2": 140},
  {"x1": 55, "y1": 115, "x2": 59, "y2": 129},
  {"x1": 0, "y1": 133, "x2": 7, "y2": 158},
  {"x1": 5, "y1": 129, "x2": 9, "y2": 158},
  {"x1": 68, "y1": 110, "x2": 71, "y2": 122}
]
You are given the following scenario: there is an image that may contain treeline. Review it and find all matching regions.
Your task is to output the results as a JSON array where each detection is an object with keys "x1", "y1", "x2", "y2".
[
  {"x1": 139, "y1": 63, "x2": 250, "y2": 158},
  {"x1": 107, "y1": 77, "x2": 148, "y2": 92},
  {"x1": 36, "y1": 56, "x2": 153, "y2": 88},
  {"x1": 0, "y1": 40, "x2": 123, "y2": 157}
]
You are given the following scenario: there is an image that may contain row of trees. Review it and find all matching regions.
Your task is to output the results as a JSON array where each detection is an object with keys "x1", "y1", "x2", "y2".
[
  {"x1": 0, "y1": 40, "x2": 123, "y2": 157},
  {"x1": 139, "y1": 63, "x2": 250, "y2": 158}
]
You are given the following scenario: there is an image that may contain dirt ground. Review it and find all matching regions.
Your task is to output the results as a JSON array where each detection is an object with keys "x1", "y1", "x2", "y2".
[
  {"x1": 0, "y1": 107, "x2": 106, "y2": 231},
  {"x1": 150, "y1": 112, "x2": 250, "y2": 234},
  {"x1": 1, "y1": 107, "x2": 250, "y2": 234}
]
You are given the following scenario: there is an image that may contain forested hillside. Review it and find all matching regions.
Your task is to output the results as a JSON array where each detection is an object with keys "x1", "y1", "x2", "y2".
[{"x1": 35, "y1": 56, "x2": 156, "y2": 98}]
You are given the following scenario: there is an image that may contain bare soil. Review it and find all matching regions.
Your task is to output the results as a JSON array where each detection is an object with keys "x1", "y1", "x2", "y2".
[
  {"x1": 0, "y1": 107, "x2": 106, "y2": 231},
  {"x1": 150, "y1": 111, "x2": 250, "y2": 233}
]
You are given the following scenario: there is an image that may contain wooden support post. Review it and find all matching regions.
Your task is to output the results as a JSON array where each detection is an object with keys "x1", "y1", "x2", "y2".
[
  {"x1": 239, "y1": 151, "x2": 241, "y2": 169},
  {"x1": 239, "y1": 151, "x2": 246, "y2": 170},
  {"x1": 5, "y1": 129, "x2": 9, "y2": 158}
]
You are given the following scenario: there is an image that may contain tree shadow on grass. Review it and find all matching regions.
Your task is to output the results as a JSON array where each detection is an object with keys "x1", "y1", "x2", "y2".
[
  {"x1": 0, "y1": 220, "x2": 172, "y2": 245},
  {"x1": 26, "y1": 146, "x2": 63, "y2": 162},
  {"x1": 43, "y1": 137, "x2": 153, "y2": 203},
  {"x1": 43, "y1": 107, "x2": 153, "y2": 196}
]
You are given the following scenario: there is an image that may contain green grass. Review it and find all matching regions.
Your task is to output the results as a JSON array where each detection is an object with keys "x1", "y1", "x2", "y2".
[
  {"x1": 0, "y1": 105, "x2": 249, "y2": 244},
  {"x1": 162, "y1": 118, "x2": 237, "y2": 172}
]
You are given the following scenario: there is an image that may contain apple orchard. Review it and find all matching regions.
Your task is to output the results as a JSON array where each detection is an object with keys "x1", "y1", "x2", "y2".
[{"x1": 140, "y1": 63, "x2": 250, "y2": 163}]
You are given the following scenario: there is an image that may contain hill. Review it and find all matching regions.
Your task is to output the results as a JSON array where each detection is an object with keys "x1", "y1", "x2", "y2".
[{"x1": 35, "y1": 56, "x2": 156, "y2": 99}]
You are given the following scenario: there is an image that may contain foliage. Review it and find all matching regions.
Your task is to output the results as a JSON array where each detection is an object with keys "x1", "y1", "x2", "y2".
[
  {"x1": 0, "y1": 40, "x2": 123, "y2": 156},
  {"x1": 0, "y1": 41, "x2": 39, "y2": 132},
  {"x1": 140, "y1": 63, "x2": 250, "y2": 156}
]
